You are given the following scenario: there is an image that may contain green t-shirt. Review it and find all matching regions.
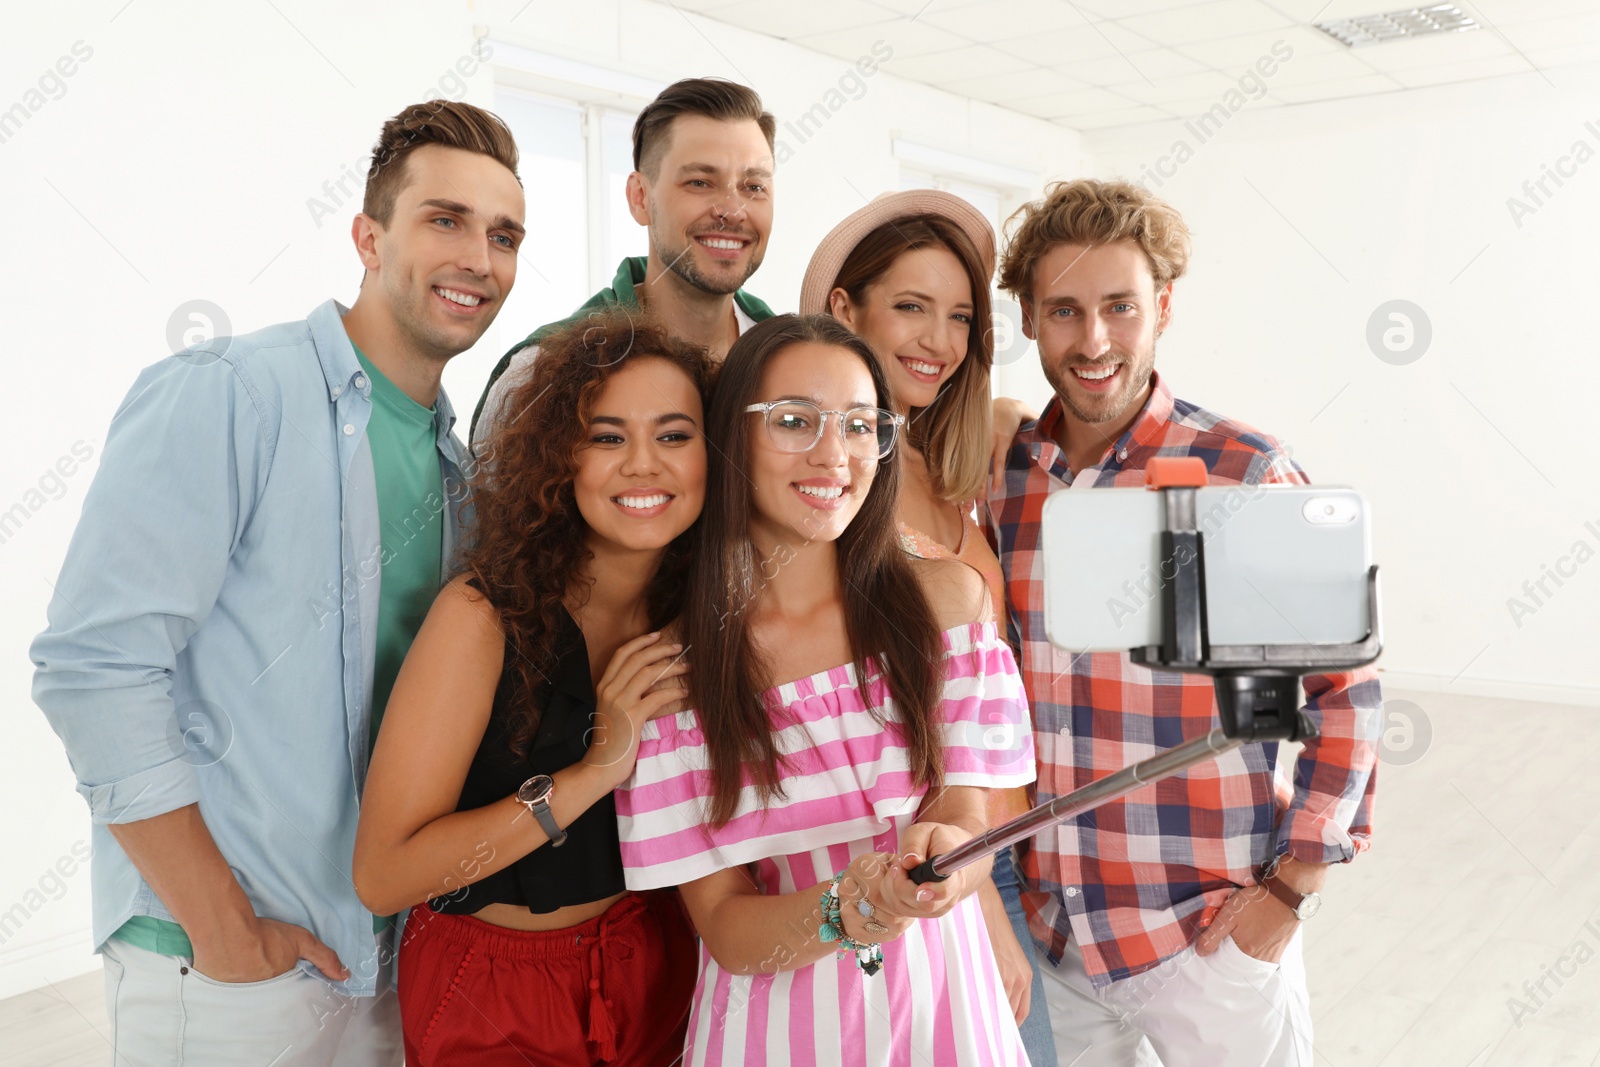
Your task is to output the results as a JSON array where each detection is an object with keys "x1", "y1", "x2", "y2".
[
  {"x1": 112, "y1": 344, "x2": 444, "y2": 955},
  {"x1": 354, "y1": 345, "x2": 445, "y2": 747}
]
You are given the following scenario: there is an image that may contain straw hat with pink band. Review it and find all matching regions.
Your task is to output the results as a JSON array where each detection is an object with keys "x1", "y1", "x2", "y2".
[{"x1": 798, "y1": 189, "x2": 997, "y2": 316}]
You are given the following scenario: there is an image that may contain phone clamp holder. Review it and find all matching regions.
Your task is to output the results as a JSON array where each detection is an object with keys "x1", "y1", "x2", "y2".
[
  {"x1": 1127, "y1": 457, "x2": 1381, "y2": 744},
  {"x1": 908, "y1": 457, "x2": 1384, "y2": 886}
]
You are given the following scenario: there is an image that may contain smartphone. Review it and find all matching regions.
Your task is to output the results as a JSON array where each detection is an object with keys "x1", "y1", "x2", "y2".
[{"x1": 1040, "y1": 484, "x2": 1372, "y2": 652}]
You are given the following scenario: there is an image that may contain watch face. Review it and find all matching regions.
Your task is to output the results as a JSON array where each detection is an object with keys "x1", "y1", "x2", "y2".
[
  {"x1": 1297, "y1": 892, "x2": 1323, "y2": 921},
  {"x1": 518, "y1": 775, "x2": 555, "y2": 806}
]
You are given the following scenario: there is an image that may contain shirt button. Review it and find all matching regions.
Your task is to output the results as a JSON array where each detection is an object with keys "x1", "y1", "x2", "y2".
[
  {"x1": 331, "y1": 385, "x2": 342, "y2": 397},
  {"x1": 355, "y1": 375, "x2": 367, "y2": 389},
  {"x1": 342, "y1": 424, "x2": 355, "y2": 436},
  {"x1": 1117, "y1": 449, "x2": 1128, "y2": 460},
  {"x1": 1065, "y1": 886, "x2": 1079, "y2": 898}
]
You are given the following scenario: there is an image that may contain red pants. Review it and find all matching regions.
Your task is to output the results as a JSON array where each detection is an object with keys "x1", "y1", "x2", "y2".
[{"x1": 399, "y1": 891, "x2": 697, "y2": 1066}]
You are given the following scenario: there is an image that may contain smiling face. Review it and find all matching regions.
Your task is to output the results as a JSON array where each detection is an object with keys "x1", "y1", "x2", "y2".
[
  {"x1": 629, "y1": 115, "x2": 773, "y2": 296},
  {"x1": 572, "y1": 357, "x2": 707, "y2": 555},
  {"x1": 746, "y1": 342, "x2": 883, "y2": 550},
  {"x1": 360, "y1": 144, "x2": 525, "y2": 362},
  {"x1": 1022, "y1": 239, "x2": 1172, "y2": 435},
  {"x1": 829, "y1": 244, "x2": 974, "y2": 413}
]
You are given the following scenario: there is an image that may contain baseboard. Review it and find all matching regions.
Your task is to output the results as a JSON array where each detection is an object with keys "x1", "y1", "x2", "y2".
[
  {"x1": 0, "y1": 926, "x2": 99, "y2": 1002},
  {"x1": 1378, "y1": 669, "x2": 1600, "y2": 707}
]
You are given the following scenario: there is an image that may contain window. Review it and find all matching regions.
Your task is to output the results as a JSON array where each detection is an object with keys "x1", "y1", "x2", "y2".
[
  {"x1": 441, "y1": 83, "x2": 644, "y2": 413},
  {"x1": 491, "y1": 90, "x2": 643, "y2": 342}
]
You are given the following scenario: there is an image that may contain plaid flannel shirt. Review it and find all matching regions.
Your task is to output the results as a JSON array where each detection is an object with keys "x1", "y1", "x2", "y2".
[{"x1": 987, "y1": 372, "x2": 1382, "y2": 988}]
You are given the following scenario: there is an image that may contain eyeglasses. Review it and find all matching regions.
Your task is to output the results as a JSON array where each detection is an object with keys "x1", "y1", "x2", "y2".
[{"x1": 744, "y1": 400, "x2": 905, "y2": 461}]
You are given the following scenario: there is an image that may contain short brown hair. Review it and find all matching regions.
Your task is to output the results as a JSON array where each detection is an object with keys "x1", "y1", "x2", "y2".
[
  {"x1": 999, "y1": 179, "x2": 1191, "y2": 303},
  {"x1": 363, "y1": 100, "x2": 520, "y2": 225},
  {"x1": 632, "y1": 78, "x2": 776, "y2": 177}
]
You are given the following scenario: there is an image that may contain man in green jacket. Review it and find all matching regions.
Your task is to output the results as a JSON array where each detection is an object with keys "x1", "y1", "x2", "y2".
[{"x1": 472, "y1": 77, "x2": 777, "y2": 444}]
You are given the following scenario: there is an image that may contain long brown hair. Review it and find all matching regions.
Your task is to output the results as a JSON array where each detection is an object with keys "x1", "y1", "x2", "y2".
[
  {"x1": 828, "y1": 214, "x2": 994, "y2": 503},
  {"x1": 462, "y1": 309, "x2": 712, "y2": 754},
  {"x1": 682, "y1": 314, "x2": 945, "y2": 827}
]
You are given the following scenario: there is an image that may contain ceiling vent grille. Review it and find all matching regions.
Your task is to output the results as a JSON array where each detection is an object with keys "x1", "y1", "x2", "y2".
[{"x1": 1314, "y1": 4, "x2": 1480, "y2": 47}]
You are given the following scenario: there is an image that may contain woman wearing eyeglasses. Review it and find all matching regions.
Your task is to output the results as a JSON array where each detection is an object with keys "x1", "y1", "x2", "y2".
[
  {"x1": 614, "y1": 314, "x2": 1036, "y2": 1065},
  {"x1": 800, "y1": 191, "x2": 1056, "y2": 1062}
]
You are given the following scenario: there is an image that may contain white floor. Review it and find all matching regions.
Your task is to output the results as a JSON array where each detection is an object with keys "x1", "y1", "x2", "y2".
[{"x1": 3, "y1": 688, "x2": 1598, "y2": 1066}]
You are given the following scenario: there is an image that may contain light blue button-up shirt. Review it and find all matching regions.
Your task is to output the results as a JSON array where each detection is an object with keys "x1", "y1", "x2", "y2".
[{"x1": 30, "y1": 299, "x2": 472, "y2": 996}]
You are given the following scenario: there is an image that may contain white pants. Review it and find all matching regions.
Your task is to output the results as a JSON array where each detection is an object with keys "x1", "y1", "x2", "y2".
[
  {"x1": 1040, "y1": 932, "x2": 1313, "y2": 1067},
  {"x1": 101, "y1": 938, "x2": 402, "y2": 1067}
]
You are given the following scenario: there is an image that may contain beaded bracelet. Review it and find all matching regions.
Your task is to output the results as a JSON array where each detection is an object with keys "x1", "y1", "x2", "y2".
[{"x1": 818, "y1": 870, "x2": 884, "y2": 977}]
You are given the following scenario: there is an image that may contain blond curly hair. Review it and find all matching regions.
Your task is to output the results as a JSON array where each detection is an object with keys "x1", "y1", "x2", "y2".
[{"x1": 999, "y1": 179, "x2": 1192, "y2": 302}]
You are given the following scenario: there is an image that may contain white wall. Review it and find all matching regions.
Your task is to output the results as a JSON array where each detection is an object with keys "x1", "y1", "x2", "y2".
[
  {"x1": 0, "y1": 0, "x2": 1085, "y2": 998},
  {"x1": 1081, "y1": 66, "x2": 1600, "y2": 704}
]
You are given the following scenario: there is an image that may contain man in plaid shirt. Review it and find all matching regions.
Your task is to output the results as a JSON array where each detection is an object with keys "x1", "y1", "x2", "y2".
[{"x1": 987, "y1": 179, "x2": 1382, "y2": 1065}]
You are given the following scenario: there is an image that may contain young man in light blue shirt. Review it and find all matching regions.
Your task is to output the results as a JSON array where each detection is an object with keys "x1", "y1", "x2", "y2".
[{"x1": 31, "y1": 99, "x2": 526, "y2": 1065}]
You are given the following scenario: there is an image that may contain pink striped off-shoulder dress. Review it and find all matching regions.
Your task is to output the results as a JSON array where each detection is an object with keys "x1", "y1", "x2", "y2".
[{"x1": 615, "y1": 621, "x2": 1037, "y2": 1067}]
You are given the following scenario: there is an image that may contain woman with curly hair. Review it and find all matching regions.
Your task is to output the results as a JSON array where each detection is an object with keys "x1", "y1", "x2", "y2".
[{"x1": 353, "y1": 309, "x2": 710, "y2": 1065}]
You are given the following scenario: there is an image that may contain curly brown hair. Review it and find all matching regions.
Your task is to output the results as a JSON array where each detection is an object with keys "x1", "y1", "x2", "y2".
[
  {"x1": 999, "y1": 178, "x2": 1192, "y2": 303},
  {"x1": 461, "y1": 308, "x2": 713, "y2": 755}
]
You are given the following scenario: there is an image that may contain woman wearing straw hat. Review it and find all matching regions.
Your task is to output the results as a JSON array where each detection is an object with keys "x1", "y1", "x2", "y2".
[{"x1": 800, "y1": 190, "x2": 1056, "y2": 1064}]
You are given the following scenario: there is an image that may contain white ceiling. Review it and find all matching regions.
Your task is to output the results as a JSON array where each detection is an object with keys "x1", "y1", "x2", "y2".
[{"x1": 655, "y1": 0, "x2": 1600, "y2": 130}]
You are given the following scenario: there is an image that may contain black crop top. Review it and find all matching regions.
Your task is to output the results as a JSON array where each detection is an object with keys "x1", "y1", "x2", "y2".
[{"x1": 428, "y1": 589, "x2": 625, "y2": 915}]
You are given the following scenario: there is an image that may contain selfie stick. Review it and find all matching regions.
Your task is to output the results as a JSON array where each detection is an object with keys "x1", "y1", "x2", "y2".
[{"x1": 910, "y1": 458, "x2": 1383, "y2": 885}]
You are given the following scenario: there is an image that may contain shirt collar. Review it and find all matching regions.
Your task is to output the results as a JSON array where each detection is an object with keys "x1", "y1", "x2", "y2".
[
  {"x1": 311, "y1": 299, "x2": 462, "y2": 445},
  {"x1": 613, "y1": 257, "x2": 646, "y2": 306},
  {"x1": 1025, "y1": 370, "x2": 1175, "y2": 477},
  {"x1": 309, "y1": 299, "x2": 362, "y2": 402}
]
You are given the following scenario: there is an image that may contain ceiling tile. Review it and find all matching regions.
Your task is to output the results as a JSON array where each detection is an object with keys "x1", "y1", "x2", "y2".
[
  {"x1": 1492, "y1": 9, "x2": 1600, "y2": 50},
  {"x1": 1182, "y1": 24, "x2": 1344, "y2": 70},
  {"x1": 1109, "y1": 68, "x2": 1240, "y2": 103},
  {"x1": 795, "y1": 18, "x2": 969, "y2": 61},
  {"x1": 941, "y1": 65, "x2": 1091, "y2": 101},
  {"x1": 867, "y1": 0, "x2": 990, "y2": 15},
  {"x1": 1007, "y1": 85, "x2": 1145, "y2": 118},
  {"x1": 1519, "y1": 39, "x2": 1600, "y2": 71},
  {"x1": 1053, "y1": 51, "x2": 1163, "y2": 86},
  {"x1": 1344, "y1": 26, "x2": 1515, "y2": 71},
  {"x1": 701, "y1": 0, "x2": 899, "y2": 38},
  {"x1": 882, "y1": 43, "x2": 1037, "y2": 81},
  {"x1": 990, "y1": 21, "x2": 1159, "y2": 65},
  {"x1": 1254, "y1": 47, "x2": 1384, "y2": 86},
  {"x1": 656, "y1": 0, "x2": 740, "y2": 10},
  {"x1": 918, "y1": 0, "x2": 1093, "y2": 42},
  {"x1": 1387, "y1": 52, "x2": 1548, "y2": 88},
  {"x1": 1071, "y1": 0, "x2": 1209, "y2": 17},
  {"x1": 1159, "y1": 92, "x2": 1283, "y2": 117},
  {"x1": 1267, "y1": 72, "x2": 1403, "y2": 104},
  {"x1": 1116, "y1": 0, "x2": 1295, "y2": 48},
  {"x1": 1115, "y1": 47, "x2": 1213, "y2": 79},
  {"x1": 1056, "y1": 103, "x2": 1175, "y2": 129}
]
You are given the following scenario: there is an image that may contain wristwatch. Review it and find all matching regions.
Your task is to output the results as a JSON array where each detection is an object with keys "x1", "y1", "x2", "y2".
[
  {"x1": 516, "y1": 775, "x2": 567, "y2": 847},
  {"x1": 1260, "y1": 855, "x2": 1321, "y2": 921}
]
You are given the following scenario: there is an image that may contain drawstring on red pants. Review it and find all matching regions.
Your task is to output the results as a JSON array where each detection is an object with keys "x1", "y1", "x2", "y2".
[{"x1": 586, "y1": 917, "x2": 618, "y2": 1062}]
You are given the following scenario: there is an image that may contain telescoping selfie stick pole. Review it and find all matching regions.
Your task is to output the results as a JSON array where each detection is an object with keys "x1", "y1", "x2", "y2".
[{"x1": 909, "y1": 457, "x2": 1383, "y2": 886}]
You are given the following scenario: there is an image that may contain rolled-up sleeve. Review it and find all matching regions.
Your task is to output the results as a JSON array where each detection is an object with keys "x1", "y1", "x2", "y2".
[
  {"x1": 1277, "y1": 667, "x2": 1382, "y2": 864},
  {"x1": 30, "y1": 355, "x2": 268, "y2": 825}
]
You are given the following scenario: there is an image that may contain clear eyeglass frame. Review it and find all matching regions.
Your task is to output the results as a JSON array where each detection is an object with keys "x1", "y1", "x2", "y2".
[{"x1": 743, "y1": 400, "x2": 905, "y2": 461}]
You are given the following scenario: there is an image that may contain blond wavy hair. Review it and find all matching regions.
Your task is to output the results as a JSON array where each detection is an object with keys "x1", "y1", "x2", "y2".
[{"x1": 999, "y1": 179, "x2": 1192, "y2": 302}]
